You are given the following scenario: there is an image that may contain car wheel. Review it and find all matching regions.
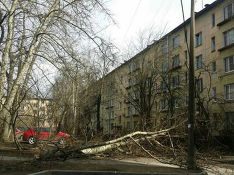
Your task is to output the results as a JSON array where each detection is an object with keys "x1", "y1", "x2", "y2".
[
  {"x1": 28, "y1": 136, "x2": 36, "y2": 145},
  {"x1": 58, "y1": 137, "x2": 66, "y2": 145}
]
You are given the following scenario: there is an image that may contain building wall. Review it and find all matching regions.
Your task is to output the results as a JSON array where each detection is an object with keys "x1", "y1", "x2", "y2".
[
  {"x1": 17, "y1": 98, "x2": 54, "y2": 128},
  {"x1": 88, "y1": 0, "x2": 234, "y2": 135}
]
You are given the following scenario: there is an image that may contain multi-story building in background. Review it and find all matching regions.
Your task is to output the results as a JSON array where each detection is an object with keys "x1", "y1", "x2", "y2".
[
  {"x1": 0, "y1": 97, "x2": 54, "y2": 130},
  {"x1": 84, "y1": 0, "x2": 234, "y2": 137},
  {"x1": 17, "y1": 98, "x2": 54, "y2": 128}
]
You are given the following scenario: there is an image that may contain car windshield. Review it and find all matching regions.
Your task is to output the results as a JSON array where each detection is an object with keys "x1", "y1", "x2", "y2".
[
  {"x1": 18, "y1": 127, "x2": 28, "y2": 131},
  {"x1": 40, "y1": 128, "x2": 51, "y2": 132}
]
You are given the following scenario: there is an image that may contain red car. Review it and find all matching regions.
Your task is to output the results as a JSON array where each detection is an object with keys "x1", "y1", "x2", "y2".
[
  {"x1": 15, "y1": 127, "x2": 28, "y2": 140},
  {"x1": 23, "y1": 127, "x2": 69, "y2": 145}
]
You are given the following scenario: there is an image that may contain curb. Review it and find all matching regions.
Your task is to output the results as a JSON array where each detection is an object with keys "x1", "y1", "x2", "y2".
[{"x1": 29, "y1": 170, "x2": 208, "y2": 175}]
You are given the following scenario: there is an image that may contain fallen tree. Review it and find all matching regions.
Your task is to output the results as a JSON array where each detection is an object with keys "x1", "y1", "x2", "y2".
[
  {"x1": 36, "y1": 117, "x2": 189, "y2": 162},
  {"x1": 38, "y1": 129, "x2": 172, "y2": 161}
]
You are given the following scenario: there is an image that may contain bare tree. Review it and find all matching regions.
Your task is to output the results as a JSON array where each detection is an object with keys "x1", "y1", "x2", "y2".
[{"x1": 0, "y1": 0, "x2": 114, "y2": 141}]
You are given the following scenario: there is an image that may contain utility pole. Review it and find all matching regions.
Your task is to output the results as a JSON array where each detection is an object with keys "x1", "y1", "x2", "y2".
[{"x1": 188, "y1": 0, "x2": 196, "y2": 170}]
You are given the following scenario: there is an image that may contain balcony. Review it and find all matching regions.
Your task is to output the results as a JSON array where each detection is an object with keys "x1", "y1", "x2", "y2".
[
  {"x1": 133, "y1": 111, "x2": 139, "y2": 116},
  {"x1": 160, "y1": 108, "x2": 168, "y2": 112},
  {"x1": 124, "y1": 99, "x2": 130, "y2": 104},
  {"x1": 218, "y1": 43, "x2": 234, "y2": 52},
  {"x1": 125, "y1": 85, "x2": 131, "y2": 89},
  {"x1": 170, "y1": 65, "x2": 182, "y2": 72},
  {"x1": 105, "y1": 105, "x2": 114, "y2": 109},
  {"x1": 133, "y1": 66, "x2": 140, "y2": 72},
  {"x1": 217, "y1": 16, "x2": 234, "y2": 27}
]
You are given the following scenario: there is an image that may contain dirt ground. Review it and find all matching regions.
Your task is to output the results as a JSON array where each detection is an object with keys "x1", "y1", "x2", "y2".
[{"x1": 0, "y1": 142, "x2": 197, "y2": 175}]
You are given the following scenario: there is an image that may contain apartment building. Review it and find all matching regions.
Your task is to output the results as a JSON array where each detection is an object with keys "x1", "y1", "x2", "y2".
[
  {"x1": 0, "y1": 97, "x2": 54, "y2": 130},
  {"x1": 16, "y1": 98, "x2": 54, "y2": 128},
  {"x1": 85, "y1": 0, "x2": 234, "y2": 136}
]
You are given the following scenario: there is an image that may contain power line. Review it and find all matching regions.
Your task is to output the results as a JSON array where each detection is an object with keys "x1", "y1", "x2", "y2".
[
  {"x1": 180, "y1": 0, "x2": 190, "y2": 59},
  {"x1": 122, "y1": 0, "x2": 142, "y2": 41}
]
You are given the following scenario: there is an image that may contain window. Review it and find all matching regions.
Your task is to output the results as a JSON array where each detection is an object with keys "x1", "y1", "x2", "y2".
[
  {"x1": 107, "y1": 112, "x2": 111, "y2": 119},
  {"x1": 119, "y1": 90, "x2": 123, "y2": 97},
  {"x1": 224, "y1": 83, "x2": 234, "y2": 100},
  {"x1": 145, "y1": 78, "x2": 152, "y2": 88},
  {"x1": 120, "y1": 76, "x2": 123, "y2": 84},
  {"x1": 184, "y1": 72, "x2": 188, "y2": 84},
  {"x1": 111, "y1": 111, "x2": 115, "y2": 118},
  {"x1": 197, "y1": 78, "x2": 203, "y2": 93},
  {"x1": 110, "y1": 99, "x2": 114, "y2": 107},
  {"x1": 111, "y1": 123, "x2": 114, "y2": 130},
  {"x1": 211, "y1": 13, "x2": 215, "y2": 27},
  {"x1": 173, "y1": 98, "x2": 179, "y2": 108},
  {"x1": 212, "y1": 87, "x2": 217, "y2": 101},
  {"x1": 133, "y1": 90, "x2": 139, "y2": 99},
  {"x1": 119, "y1": 115, "x2": 121, "y2": 124},
  {"x1": 127, "y1": 106, "x2": 131, "y2": 116},
  {"x1": 134, "y1": 121, "x2": 138, "y2": 128},
  {"x1": 160, "y1": 98, "x2": 168, "y2": 110},
  {"x1": 119, "y1": 102, "x2": 122, "y2": 110},
  {"x1": 223, "y1": 3, "x2": 234, "y2": 20},
  {"x1": 211, "y1": 61, "x2": 216, "y2": 73},
  {"x1": 40, "y1": 128, "x2": 51, "y2": 132},
  {"x1": 34, "y1": 128, "x2": 39, "y2": 132},
  {"x1": 107, "y1": 88, "x2": 114, "y2": 96},
  {"x1": 134, "y1": 107, "x2": 139, "y2": 115},
  {"x1": 105, "y1": 112, "x2": 108, "y2": 119},
  {"x1": 195, "y1": 32, "x2": 202, "y2": 47},
  {"x1": 226, "y1": 112, "x2": 234, "y2": 130},
  {"x1": 196, "y1": 55, "x2": 203, "y2": 69},
  {"x1": 211, "y1": 37, "x2": 215, "y2": 52},
  {"x1": 172, "y1": 55, "x2": 180, "y2": 68},
  {"x1": 161, "y1": 80, "x2": 168, "y2": 92},
  {"x1": 184, "y1": 50, "x2": 188, "y2": 65},
  {"x1": 134, "y1": 78, "x2": 139, "y2": 85},
  {"x1": 173, "y1": 35, "x2": 180, "y2": 48},
  {"x1": 126, "y1": 121, "x2": 130, "y2": 130},
  {"x1": 161, "y1": 62, "x2": 168, "y2": 72},
  {"x1": 134, "y1": 60, "x2": 140, "y2": 70},
  {"x1": 172, "y1": 75, "x2": 180, "y2": 88},
  {"x1": 224, "y1": 56, "x2": 234, "y2": 72},
  {"x1": 224, "y1": 29, "x2": 234, "y2": 47},
  {"x1": 147, "y1": 61, "x2": 152, "y2": 69},
  {"x1": 128, "y1": 78, "x2": 132, "y2": 87},
  {"x1": 184, "y1": 96, "x2": 188, "y2": 106},
  {"x1": 161, "y1": 43, "x2": 168, "y2": 54},
  {"x1": 128, "y1": 64, "x2": 133, "y2": 73}
]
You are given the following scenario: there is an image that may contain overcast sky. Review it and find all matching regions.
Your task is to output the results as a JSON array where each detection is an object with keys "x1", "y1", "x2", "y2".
[
  {"x1": 104, "y1": 0, "x2": 216, "y2": 51},
  {"x1": 35, "y1": 0, "x2": 218, "y2": 96}
]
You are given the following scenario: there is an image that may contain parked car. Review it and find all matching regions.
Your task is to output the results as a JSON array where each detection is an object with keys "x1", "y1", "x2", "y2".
[
  {"x1": 15, "y1": 127, "x2": 28, "y2": 140},
  {"x1": 23, "y1": 127, "x2": 69, "y2": 145}
]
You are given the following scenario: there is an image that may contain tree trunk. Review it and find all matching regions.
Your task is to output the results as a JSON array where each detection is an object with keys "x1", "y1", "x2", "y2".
[
  {"x1": 0, "y1": 0, "x2": 60, "y2": 141},
  {"x1": 96, "y1": 94, "x2": 101, "y2": 132},
  {"x1": 1, "y1": 108, "x2": 12, "y2": 141}
]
